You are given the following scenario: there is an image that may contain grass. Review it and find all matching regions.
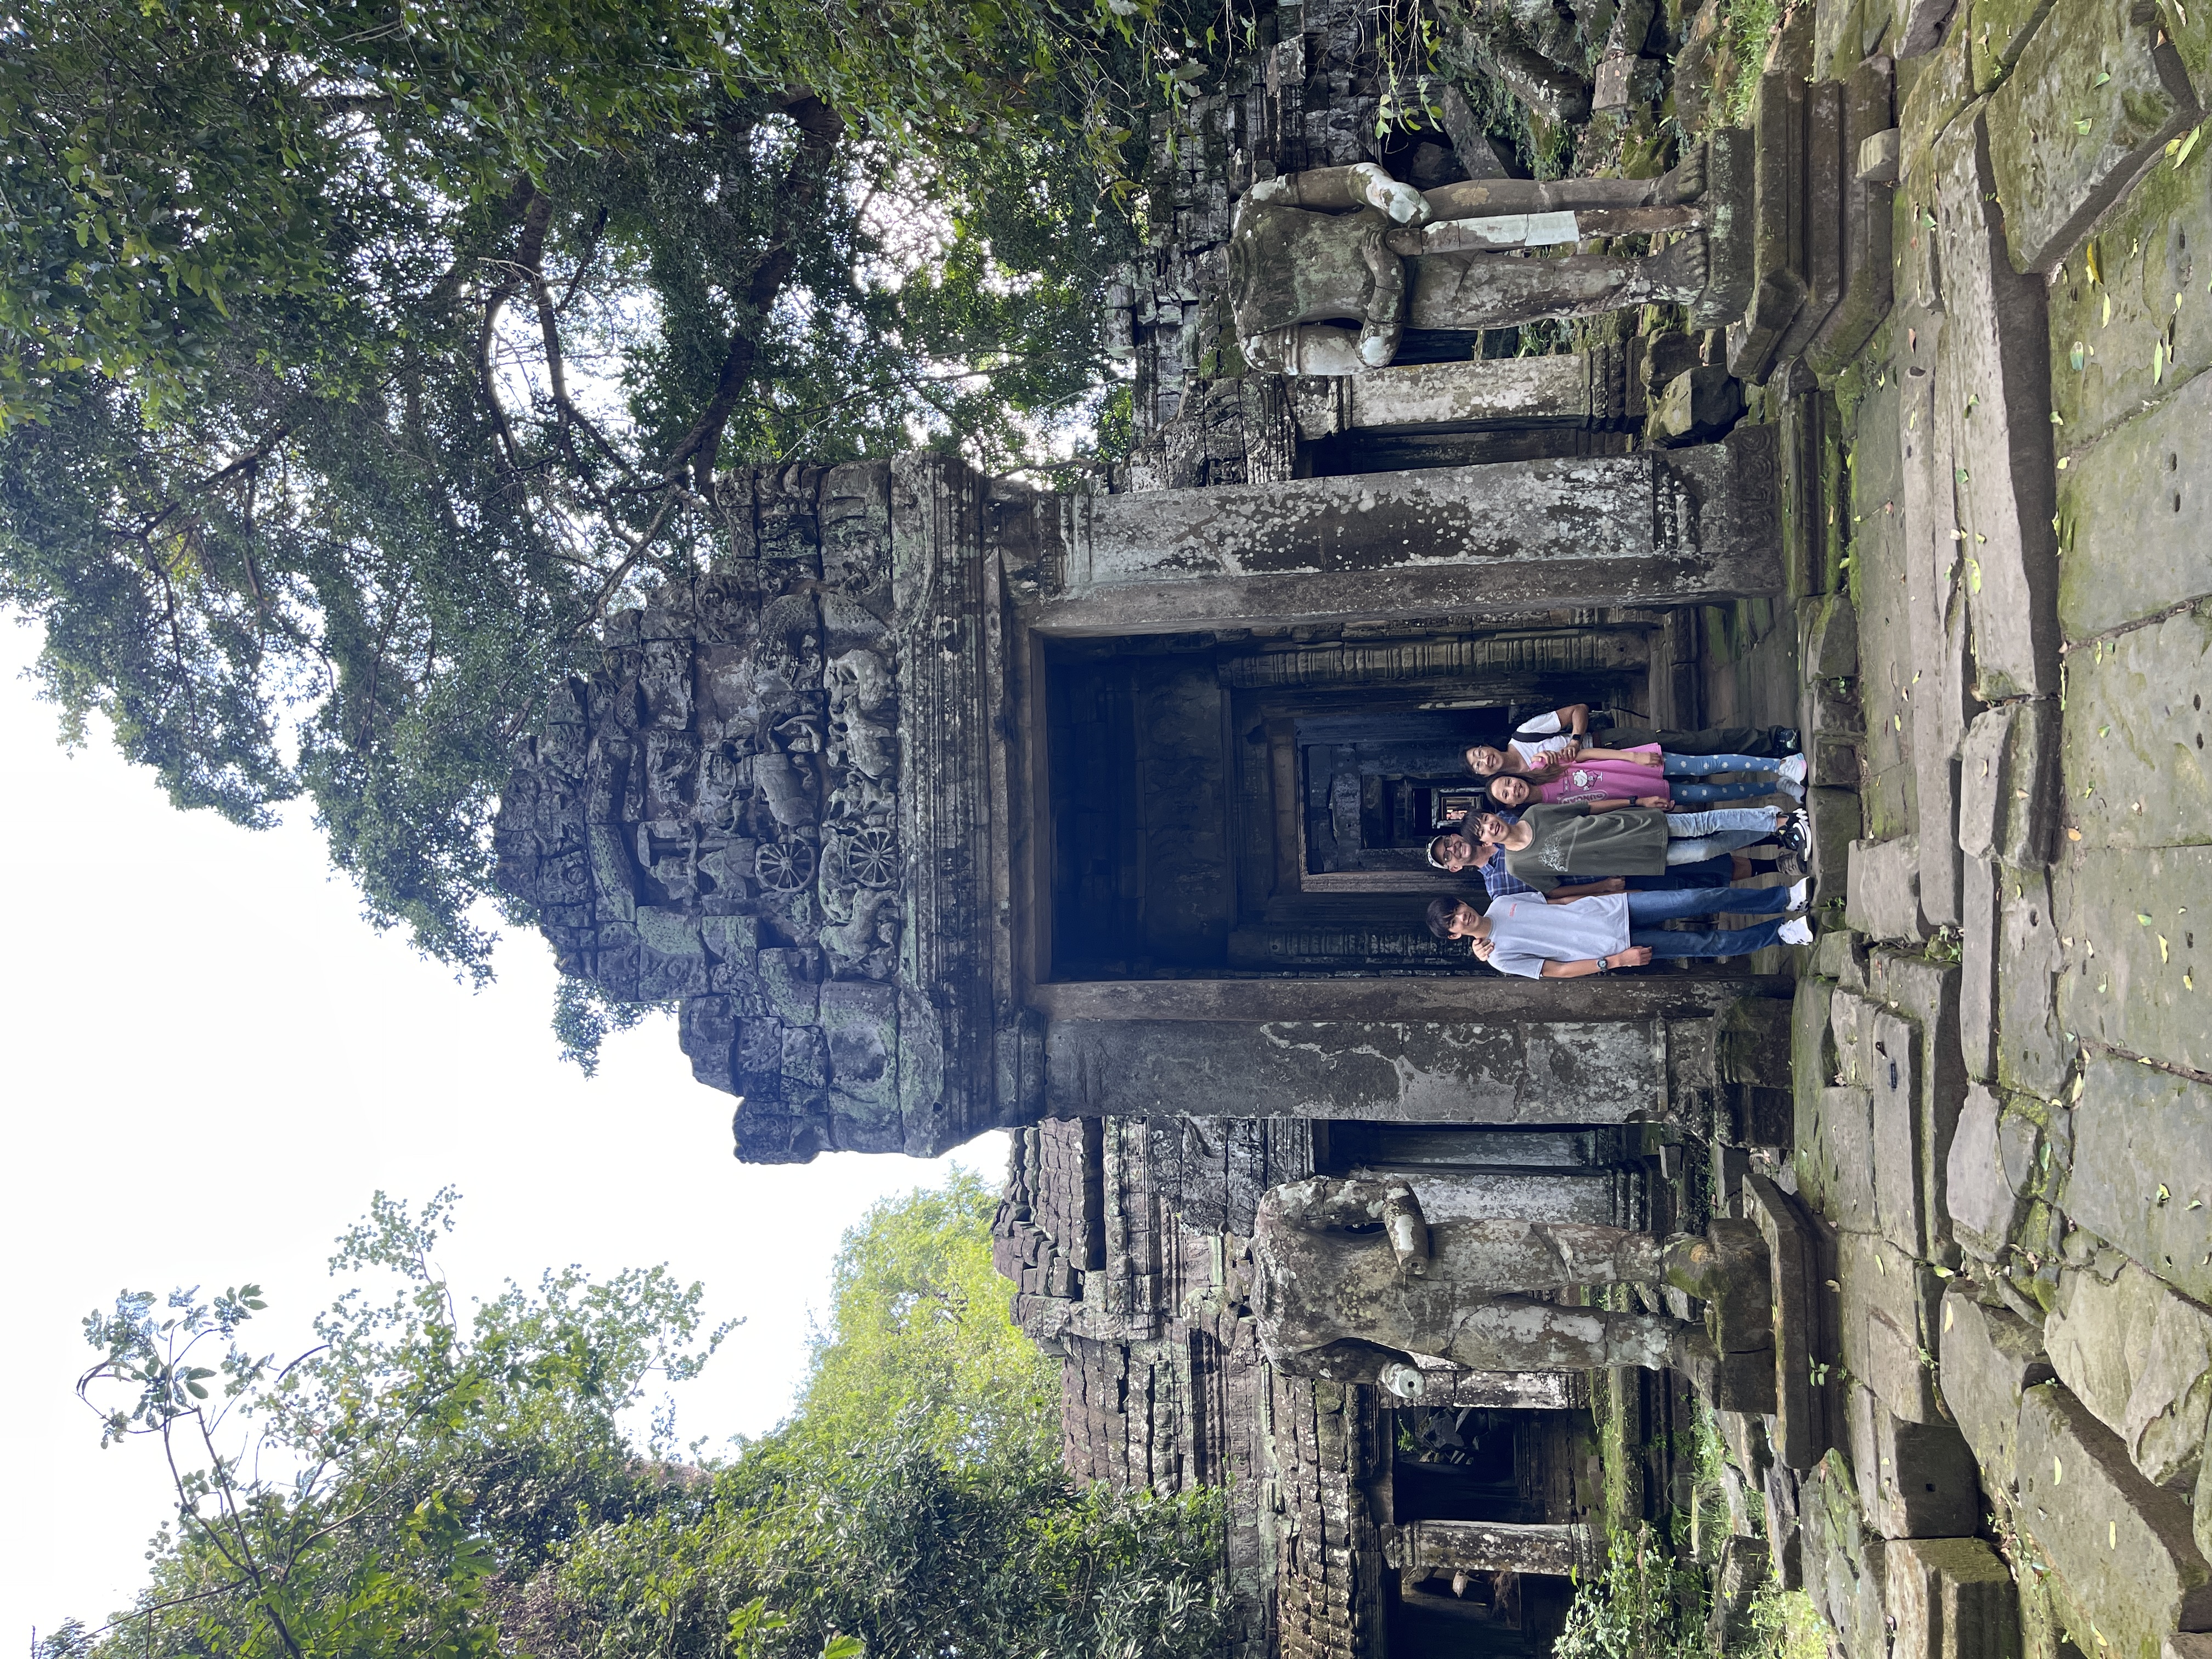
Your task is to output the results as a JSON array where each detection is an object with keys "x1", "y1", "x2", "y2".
[{"x1": 1708, "y1": 0, "x2": 1783, "y2": 130}]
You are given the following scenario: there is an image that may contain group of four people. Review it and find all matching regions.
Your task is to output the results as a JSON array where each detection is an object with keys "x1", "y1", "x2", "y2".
[{"x1": 1420, "y1": 705, "x2": 1816, "y2": 978}]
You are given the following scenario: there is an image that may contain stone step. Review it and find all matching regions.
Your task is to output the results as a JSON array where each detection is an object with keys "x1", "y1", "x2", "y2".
[
  {"x1": 1985, "y1": 0, "x2": 2202, "y2": 276},
  {"x1": 2014, "y1": 1381, "x2": 2212, "y2": 1650},
  {"x1": 1747, "y1": 1171, "x2": 1836, "y2": 1468},
  {"x1": 1847, "y1": 833, "x2": 1931, "y2": 941},
  {"x1": 1884, "y1": 1537, "x2": 2019, "y2": 1659},
  {"x1": 1938, "y1": 1284, "x2": 2057, "y2": 1504},
  {"x1": 2054, "y1": 847, "x2": 2212, "y2": 1077},
  {"x1": 1944, "y1": 1084, "x2": 2034, "y2": 1259},
  {"x1": 2065, "y1": 1054, "x2": 2212, "y2": 1311},
  {"x1": 2057, "y1": 362, "x2": 2212, "y2": 639},
  {"x1": 1807, "y1": 56, "x2": 1900, "y2": 377},
  {"x1": 1846, "y1": 1379, "x2": 1984, "y2": 1536},
  {"x1": 1837, "y1": 1228, "x2": 1948, "y2": 1422},
  {"x1": 1929, "y1": 111, "x2": 2064, "y2": 703}
]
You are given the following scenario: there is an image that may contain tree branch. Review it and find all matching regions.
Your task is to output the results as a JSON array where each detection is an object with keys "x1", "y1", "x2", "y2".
[{"x1": 661, "y1": 94, "x2": 845, "y2": 496}]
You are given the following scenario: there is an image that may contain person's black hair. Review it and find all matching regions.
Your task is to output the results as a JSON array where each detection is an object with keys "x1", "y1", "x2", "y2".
[{"x1": 1424, "y1": 896, "x2": 1462, "y2": 940}]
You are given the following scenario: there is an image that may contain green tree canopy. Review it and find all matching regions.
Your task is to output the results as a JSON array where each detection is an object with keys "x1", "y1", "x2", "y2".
[
  {"x1": 0, "y1": 0, "x2": 1228, "y2": 986},
  {"x1": 50, "y1": 1180, "x2": 1228, "y2": 1659}
]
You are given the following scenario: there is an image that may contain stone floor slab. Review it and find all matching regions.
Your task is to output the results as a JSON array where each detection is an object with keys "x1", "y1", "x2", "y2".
[
  {"x1": 1872, "y1": 1007, "x2": 1932, "y2": 1254},
  {"x1": 2013, "y1": 1381, "x2": 2212, "y2": 1647},
  {"x1": 1839, "y1": 1228, "x2": 1947, "y2": 1419},
  {"x1": 1869, "y1": 949, "x2": 1973, "y2": 1265},
  {"x1": 2059, "y1": 604, "x2": 2212, "y2": 851},
  {"x1": 2046, "y1": 1256, "x2": 2212, "y2": 1488},
  {"x1": 1949, "y1": 1083, "x2": 2028, "y2": 1255},
  {"x1": 1962, "y1": 856, "x2": 2001, "y2": 1081},
  {"x1": 2058, "y1": 366, "x2": 2212, "y2": 638},
  {"x1": 2046, "y1": 149, "x2": 2212, "y2": 454},
  {"x1": 1802, "y1": 1083, "x2": 1881, "y2": 1231},
  {"x1": 1996, "y1": 865, "x2": 2069, "y2": 1097},
  {"x1": 1932, "y1": 112, "x2": 2064, "y2": 701},
  {"x1": 2064, "y1": 1053, "x2": 2212, "y2": 1307},
  {"x1": 2053, "y1": 845, "x2": 2212, "y2": 1075},
  {"x1": 1986, "y1": 0, "x2": 2202, "y2": 276},
  {"x1": 1850, "y1": 833, "x2": 1931, "y2": 939},
  {"x1": 1938, "y1": 1285, "x2": 2055, "y2": 1500}
]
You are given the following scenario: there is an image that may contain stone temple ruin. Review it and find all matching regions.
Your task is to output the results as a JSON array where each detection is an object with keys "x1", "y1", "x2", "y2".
[{"x1": 494, "y1": 0, "x2": 2212, "y2": 1649}]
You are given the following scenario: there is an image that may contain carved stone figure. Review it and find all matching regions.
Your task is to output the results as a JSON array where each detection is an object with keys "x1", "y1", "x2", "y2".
[
  {"x1": 493, "y1": 458, "x2": 1026, "y2": 1164},
  {"x1": 1229, "y1": 155, "x2": 1725, "y2": 374},
  {"x1": 1249, "y1": 1177, "x2": 1763, "y2": 1377}
]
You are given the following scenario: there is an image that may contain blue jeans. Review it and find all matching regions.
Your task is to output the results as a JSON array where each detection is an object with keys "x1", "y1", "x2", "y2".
[
  {"x1": 1627, "y1": 883, "x2": 1795, "y2": 960},
  {"x1": 1671, "y1": 778, "x2": 1782, "y2": 803},
  {"x1": 1663, "y1": 752, "x2": 1784, "y2": 777},
  {"x1": 1663, "y1": 808, "x2": 1780, "y2": 864}
]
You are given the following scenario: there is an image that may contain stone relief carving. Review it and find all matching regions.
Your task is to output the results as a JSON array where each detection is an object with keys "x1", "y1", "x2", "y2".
[{"x1": 495, "y1": 459, "x2": 1018, "y2": 1165}]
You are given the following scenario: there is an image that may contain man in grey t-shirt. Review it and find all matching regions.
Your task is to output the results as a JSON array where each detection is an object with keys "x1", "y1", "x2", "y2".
[{"x1": 1425, "y1": 883, "x2": 1812, "y2": 975}]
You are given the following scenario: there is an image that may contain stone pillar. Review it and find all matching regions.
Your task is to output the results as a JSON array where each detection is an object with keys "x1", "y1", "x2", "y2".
[
  {"x1": 1012, "y1": 424, "x2": 1780, "y2": 635},
  {"x1": 1390, "y1": 1520, "x2": 1600, "y2": 1576}
]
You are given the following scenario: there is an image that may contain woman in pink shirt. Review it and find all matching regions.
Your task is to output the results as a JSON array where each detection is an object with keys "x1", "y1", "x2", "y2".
[{"x1": 1472, "y1": 742, "x2": 1807, "y2": 808}]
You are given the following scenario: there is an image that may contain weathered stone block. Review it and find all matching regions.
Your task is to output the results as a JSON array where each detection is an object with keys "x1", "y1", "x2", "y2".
[
  {"x1": 1795, "y1": 975, "x2": 1841, "y2": 1143},
  {"x1": 2046, "y1": 1257, "x2": 2212, "y2": 1488},
  {"x1": 2058, "y1": 607, "x2": 2212, "y2": 854},
  {"x1": 1938, "y1": 1286, "x2": 2055, "y2": 1499},
  {"x1": 1815, "y1": 927, "x2": 1871, "y2": 989},
  {"x1": 1996, "y1": 866, "x2": 2068, "y2": 1098},
  {"x1": 1849, "y1": 1380, "x2": 1984, "y2": 1536},
  {"x1": 1802, "y1": 1449, "x2": 1894, "y2": 1659},
  {"x1": 2013, "y1": 1382, "x2": 2212, "y2": 1647},
  {"x1": 1749, "y1": 1172, "x2": 1834, "y2": 1469},
  {"x1": 1961, "y1": 857, "x2": 1999, "y2": 1084},
  {"x1": 1959, "y1": 706, "x2": 2017, "y2": 861},
  {"x1": 2058, "y1": 362, "x2": 2212, "y2": 637},
  {"x1": 1809, "y1": 784, "x2": 1863, "y2": 890},
  {"x1": 1801, "y1": 1084, "x2": 1881, "y2": 1231},
  {"x1": 1885, "y1": 1537, "x2": 2021, "y2": 1659},
  {"x1": 1931, "y1": 114, "x2": 2063, "y2": 702},
  {"x1": 1899, "y1": 13, "x2": 1978, "y2": 180},
  {"x1": 1849, "y1": 833, "x2": 1930, "y2": 940},
  {"x1": 1871, "y1": 1008, "x2": 1929, "y2": 1256},
  {"x1": 1718, "y1": 995, "x2": 1796, "y2": 1085},
  {"x1": 1869, "y1": 949, "x2": 1971, "y2": 1265},
  {"x1": 1986, "y1": 0, "x2": 2202, "y2": 275},
  {"x1": 1948, "y1": 1085, "x2": 2026, "y2": 1257},
  {"x1": 1859, "y1": 127, "x2": 1903, "y2": 181},
  {"x1": 1806, "y1": 590, "x2": 1862, "y2": 677},
  {"x1": 2055, "y1": 846, "x2": 2212, "y2": 1075},
  {"x1": 2066, "y1": 1055, "x2": 2212, "y2": 1308},
  {"x1": 1839, "y1": 1229, "x2": 1946, "y2": 1421},
  {"x1": 1897, "y1": 0, "x2": 1960, "y2": 55}
]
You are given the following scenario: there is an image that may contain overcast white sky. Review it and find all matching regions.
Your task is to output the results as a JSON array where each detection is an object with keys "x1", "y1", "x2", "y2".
[{"x1": 0, "y1": 617, "x2": 1000, "y2": 1649}]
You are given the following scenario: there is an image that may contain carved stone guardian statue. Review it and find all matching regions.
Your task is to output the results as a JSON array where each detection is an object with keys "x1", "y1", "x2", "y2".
[{"x1": 1228, "y1": 148, "x2": 1745, "y2": 375}]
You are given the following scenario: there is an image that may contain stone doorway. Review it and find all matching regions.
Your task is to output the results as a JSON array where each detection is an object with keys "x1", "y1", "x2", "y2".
[{"x1": 1041, "y1": 624, "x2": 1649, "y2": 979}]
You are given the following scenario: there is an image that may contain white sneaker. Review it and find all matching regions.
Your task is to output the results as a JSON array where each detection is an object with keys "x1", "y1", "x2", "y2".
[
  {"x1": 1777, "y1": 917, "x2": 1814, "y2": 945},
  {"x1": 1780, "y1": 753, "x2": 1808, "y2": 786},
  {"x1": 1787, "y1": 877, "x2": 1810, "y2": 909}
]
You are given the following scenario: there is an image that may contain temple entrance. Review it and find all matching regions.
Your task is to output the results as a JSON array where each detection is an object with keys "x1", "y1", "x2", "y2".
[
  {"x1": 1041, "y1": 624, "x2": 1650, "y2": 980},
  {"x1": 1385, "y1": 1407, "x2": 1580, "y2": 1655}
]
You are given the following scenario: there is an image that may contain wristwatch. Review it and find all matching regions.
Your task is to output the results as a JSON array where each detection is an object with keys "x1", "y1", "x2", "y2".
[{"x1": 1596, "y1": 956, "x2": 1612, "y2": 974}]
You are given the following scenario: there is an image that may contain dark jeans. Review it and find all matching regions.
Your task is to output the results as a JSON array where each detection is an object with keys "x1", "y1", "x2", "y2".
[
  {"x1": 1603, "y1": 723, "x2": 1789, "y2": 758},
  {"x1": 1624, "y1": 854, "x2": 1731, "y2": 890},
  {"x1": 1626, "y1": 883, "x2": 1794, "y2": 961}
]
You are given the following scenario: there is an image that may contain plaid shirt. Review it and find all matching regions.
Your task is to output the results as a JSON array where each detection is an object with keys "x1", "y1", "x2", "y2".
[
  {"x1": 1459, "y1": 808, "x2": 1534, "y2": 900},
  {"x1": 1480, "y1": 855, "x2": 1538, "y2": 901}
]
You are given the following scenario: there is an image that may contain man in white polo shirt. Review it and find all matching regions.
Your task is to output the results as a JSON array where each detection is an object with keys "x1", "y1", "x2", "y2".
[{"x1": 1424, "y1": 881, "x2": 1812, "y2": 974}]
